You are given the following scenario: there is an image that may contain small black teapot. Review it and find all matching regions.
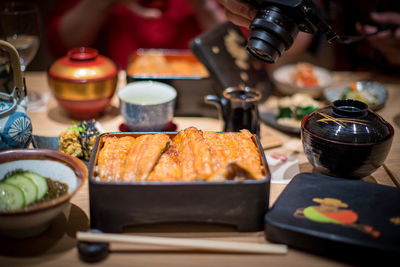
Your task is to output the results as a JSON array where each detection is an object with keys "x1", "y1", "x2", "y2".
[{"x1": 205, "y1": 86, "x2": 261, "y2": 136}]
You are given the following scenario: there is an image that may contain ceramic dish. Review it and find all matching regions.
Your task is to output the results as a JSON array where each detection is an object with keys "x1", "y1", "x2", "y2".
[
  {"x1": 323, "y1": 81, "x2": 388, "y2": 111},
  {"x1": 260, "y1": 112, "x2": 300, "y2": 135},
  {"x1": 273, "y1": 64, "x2": 333, "y2": 98},
  {"x1": 0, "y1": 149, "x2": 87, "y2": 237}
]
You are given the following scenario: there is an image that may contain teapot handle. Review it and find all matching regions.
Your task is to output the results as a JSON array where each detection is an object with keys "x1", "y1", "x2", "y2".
[{"x1": 0, "y1": 40, "x2": 24, "y2": 100}]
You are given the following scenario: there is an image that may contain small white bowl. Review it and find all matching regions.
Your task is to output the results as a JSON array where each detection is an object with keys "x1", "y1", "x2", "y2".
[
  {"x1": 0, "y1": 149, "x2": 87, "y2": 238},
  {"x1": 272, "y1": 64, "x2": 333, "y2": 98}
]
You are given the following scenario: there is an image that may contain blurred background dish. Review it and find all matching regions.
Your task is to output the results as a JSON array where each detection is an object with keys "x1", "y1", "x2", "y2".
[
  {"x1": 260, "y1": 93, "x2": 322, "y2": 135},
  {"x1": 127, "y1": 49, "x2": 216, "y2": 117},
  {"x1": 47, "y1": 47, "x2": 118, "y2": 120},
  {"x1": 323, "y1": 81, "x2": 388, "y2": 111},
  {"x1": 272, "y1": 63, "x2": 333, "y2": 98},
  {"x1": 0, "y1": 148, "x2": 87, "y2": 238}
]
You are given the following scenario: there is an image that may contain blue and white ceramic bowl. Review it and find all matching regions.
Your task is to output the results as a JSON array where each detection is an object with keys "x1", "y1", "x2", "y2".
[{"x1": 119, "y1": 81, "x2": 177, "y2": 131}]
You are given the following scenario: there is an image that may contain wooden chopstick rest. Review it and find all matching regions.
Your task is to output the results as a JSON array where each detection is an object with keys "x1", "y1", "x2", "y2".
[{"x1": 76, "y1": 231, "x2": 288, "y2": 254}]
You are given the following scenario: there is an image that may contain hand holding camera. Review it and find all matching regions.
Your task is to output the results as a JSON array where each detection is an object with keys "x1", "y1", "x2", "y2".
[{"x1": 218, "y1": 0, "x2": 399, "y2": 66}]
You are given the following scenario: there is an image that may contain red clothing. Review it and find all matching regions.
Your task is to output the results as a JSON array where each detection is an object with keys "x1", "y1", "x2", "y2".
[{"x1": 46, "y1": 0, "x2": 202, "y2": 69}]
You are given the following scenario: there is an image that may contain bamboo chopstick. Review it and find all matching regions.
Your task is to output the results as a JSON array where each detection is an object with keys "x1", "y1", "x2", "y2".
[{"x1": 76, "y1": 231, "x2": 288, "y2": 254}]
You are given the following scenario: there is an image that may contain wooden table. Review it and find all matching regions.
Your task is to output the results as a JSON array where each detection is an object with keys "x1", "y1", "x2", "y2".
[{"x1": 1, "y1": 71, "x2": 399, "y2": 266}]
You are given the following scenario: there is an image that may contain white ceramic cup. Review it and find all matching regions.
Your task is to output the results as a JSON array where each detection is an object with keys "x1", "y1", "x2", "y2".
[{"x1": 119, "y1": 81, "x2": 177, "y2": 131}]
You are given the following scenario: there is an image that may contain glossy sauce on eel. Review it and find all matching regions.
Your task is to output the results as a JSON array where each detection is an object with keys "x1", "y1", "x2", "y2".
[{"x1": 96, "y1": 127, "x2": 265, "y2": 182}]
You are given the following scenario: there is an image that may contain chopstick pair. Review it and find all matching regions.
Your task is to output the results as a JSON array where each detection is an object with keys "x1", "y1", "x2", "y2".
[{"x1": 76, "y1": 231, "x2": 288, "y2": 255}]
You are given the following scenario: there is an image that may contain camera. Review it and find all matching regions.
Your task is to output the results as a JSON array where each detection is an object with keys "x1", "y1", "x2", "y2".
[{"x1": 246, "y1": 0, "x2": 338, "y2": 63}]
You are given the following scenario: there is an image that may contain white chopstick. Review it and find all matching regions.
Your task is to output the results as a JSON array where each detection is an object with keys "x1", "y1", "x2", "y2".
[{"x1": 76, "y1": 231, "x2": 287, "y2": 254}]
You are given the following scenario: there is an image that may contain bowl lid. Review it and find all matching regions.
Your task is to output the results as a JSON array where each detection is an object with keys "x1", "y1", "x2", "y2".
[
  {"x1": 48, "y1": 47, "x2": 117, "y2": 82},
  {"x1": 302, "y1": 99, "x2": 394, "y2": 144}
]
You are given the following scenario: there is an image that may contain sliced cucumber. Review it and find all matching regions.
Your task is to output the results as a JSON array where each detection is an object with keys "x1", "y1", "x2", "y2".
[
  {"x1": 4, "y1": 175, "x2": 38, "y2": 205},
  {"x1": 0, "y1": 183, "x2": 26, "y2": 210},
  {"x1": 22, "y1": 172, "x2": 48, "y2": 200}
]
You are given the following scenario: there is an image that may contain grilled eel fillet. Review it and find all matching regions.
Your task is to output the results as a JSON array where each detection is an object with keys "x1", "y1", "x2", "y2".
[
  {"x1": 97, "y1": 136, "x2": 136, "y2": 182},
  {"x1": 122, "y1": 134, "x2": 170, "y2": 182},
  {"x1": 203, "y1": 129, "x2": 263, "y2": 180},
  {"x1": 148, "y1": 127, "x2": 213, "y2": 182},
  {"x1": 98, "y1": 128, "x2": 263, "y2": 182}
]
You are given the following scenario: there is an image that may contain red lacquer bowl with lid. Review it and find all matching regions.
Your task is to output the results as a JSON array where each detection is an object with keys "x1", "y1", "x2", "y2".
[{"x1": 48, "y1": 47, "x2": 118, "y2": 119}]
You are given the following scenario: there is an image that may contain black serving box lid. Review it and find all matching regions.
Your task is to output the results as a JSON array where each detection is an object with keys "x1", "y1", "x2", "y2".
[
  {"x1": 190, "y1": 21, "x2": 273, "y2": 102},
  {"x1": 265, "y1": 173, "x2": 400, "y2": 261}
]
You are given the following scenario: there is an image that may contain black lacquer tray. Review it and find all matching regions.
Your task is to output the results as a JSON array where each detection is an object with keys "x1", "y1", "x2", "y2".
[
  {"x1": 265, "y1": 173, "x2": 400, "y2": 262},
  {"x1": 88, "y1": 132, "x2": 271, "y2": 233}
]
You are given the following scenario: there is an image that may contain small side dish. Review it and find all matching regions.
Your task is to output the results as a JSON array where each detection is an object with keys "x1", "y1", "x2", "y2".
[
  {"x1": 59, "y1": 120, "x2": 102, "y2": 161},
  {"x1": 95, "y1": 127, "x2": 264, "y2": 182},
  {"x1": 291, "y1": 63, "x2": 319, "y2": 87},
  {"x1": 340, "y1": 82, "x2": 378, "y2": 106},
  {"x1": 0, "y1": 170, "x2": 68, "y2": 211},
  {"x1": 0, "y1": 149, "x2": 87, "y2": 237},
  {"x1": 277, "y1": 93, "x2": 321, "y2": 128},
  {"x1": 272, "y1": 63, "x2": 333, "y2": 98},
  {"x1": 323, "y1": 81, "x2": 388, "y2": 111}
]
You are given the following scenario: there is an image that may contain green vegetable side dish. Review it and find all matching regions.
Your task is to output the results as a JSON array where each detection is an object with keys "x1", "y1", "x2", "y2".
[
  {"x1": 276, "y1": 93, "x2": 321, "y2": 127},
  {"x1": 339, "y1": 83, "x2": 378, "y2": 106},
  {"x1": 278, "y1": 105, "x2": 319, "y2": 120},
  {"x1": 0, "y1": 170, "x2": 69, "y2": 211}
]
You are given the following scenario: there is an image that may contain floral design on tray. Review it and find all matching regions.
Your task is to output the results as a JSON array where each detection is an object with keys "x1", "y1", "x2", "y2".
[{"x1": 294, "y1": 197, "x2": 380, "y2": 238}]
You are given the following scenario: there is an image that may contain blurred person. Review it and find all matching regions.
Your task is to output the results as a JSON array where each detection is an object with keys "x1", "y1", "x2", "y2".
[
  {"x1": 217, "y1": 0, "x2": 400, "y2": 73},
  {"x1": 46, "y1": 0, "x2": 226, "y2": 69}
]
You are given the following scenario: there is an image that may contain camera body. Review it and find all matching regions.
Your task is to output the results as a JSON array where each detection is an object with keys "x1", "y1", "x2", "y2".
[{"x1": 246, "y1": 0, "x2": 337, "y2": 63}]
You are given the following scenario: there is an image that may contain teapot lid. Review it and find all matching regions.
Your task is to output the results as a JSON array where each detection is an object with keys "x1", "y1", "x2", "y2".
[
  {"x1": 48, "y1": 47, "x2": 117, "y2": 82},
  {"x1": 302, "y1": 99, "x2": 394, "y2": 144}
]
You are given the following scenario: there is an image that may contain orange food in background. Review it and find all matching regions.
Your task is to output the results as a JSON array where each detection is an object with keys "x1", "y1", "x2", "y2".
[
  {"x1": 291, "y1": 63, "x2": 319, "y2": 87},
  {"x1": 127, "y1": 51, "x2": 209, "y2": 77}
]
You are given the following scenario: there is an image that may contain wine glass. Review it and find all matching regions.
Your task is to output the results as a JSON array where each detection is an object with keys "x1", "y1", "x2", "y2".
[
  {"x1": 0, "y1": 1, "x2": 43, "y2": 110},
  {"x1": 0, "y1": 1, "x2": 40, "y2": 71}
]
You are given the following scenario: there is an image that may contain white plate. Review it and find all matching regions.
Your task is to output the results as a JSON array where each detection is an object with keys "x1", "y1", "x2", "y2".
[{"x1": 273, "y1": 64, "x2": 333, "y2": 98}]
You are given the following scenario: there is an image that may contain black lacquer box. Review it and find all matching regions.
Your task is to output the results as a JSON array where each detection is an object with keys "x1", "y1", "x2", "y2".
[
  {"x1": 126, "y1": 49, "x2": 217, "y2": 117},
  {"x1": 265, "y1": 173, "x2": 400, "y2": 261},
  {"x1": 88, "y1": 132, "x2": 270, "y2": 232}
]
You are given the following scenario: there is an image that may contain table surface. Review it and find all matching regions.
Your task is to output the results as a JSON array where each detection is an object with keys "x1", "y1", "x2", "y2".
[{"x1": 1, "y1": 71, "x2": 399, "y2": 266}]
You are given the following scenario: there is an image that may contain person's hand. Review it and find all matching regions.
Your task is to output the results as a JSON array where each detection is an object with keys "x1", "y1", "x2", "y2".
[
  {"x1": 356, "y1": 12, "x2": 400, "y2": 66},
  {"x1": 122, "y1": 0, "x2": 163, "y2": 19},
  {"x1": 217, "y1": 0, "x2": 257, "y2": 28}
]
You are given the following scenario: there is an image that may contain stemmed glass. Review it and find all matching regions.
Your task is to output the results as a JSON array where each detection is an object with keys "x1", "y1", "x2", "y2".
[{"x1": 0, "y1": 1, "x2": 41, "y2": 108}]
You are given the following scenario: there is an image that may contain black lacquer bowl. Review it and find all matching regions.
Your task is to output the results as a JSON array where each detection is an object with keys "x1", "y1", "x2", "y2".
[{"x1": 301, "y1": 99, "x2": 394, "y2": 178}]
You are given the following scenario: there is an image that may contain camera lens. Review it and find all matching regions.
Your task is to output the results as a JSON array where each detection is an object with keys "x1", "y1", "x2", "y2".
[{"x1": 247, "y1": 6, "x2": 299, "y2": 63}]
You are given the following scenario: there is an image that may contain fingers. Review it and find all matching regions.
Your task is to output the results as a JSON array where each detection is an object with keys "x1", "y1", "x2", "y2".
[
  {"x1": 370, "y1": 12, "x2": 400, "y2": 25},
  {"x1": 217, "y1": 0, "x2": 257, "y2": 27},
  {"x1": 224, "y1": 8, "x2": 252, "y2": 28},
  {"x1": 123, "y1": 1, "x2": 162, "y2": 19}
]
